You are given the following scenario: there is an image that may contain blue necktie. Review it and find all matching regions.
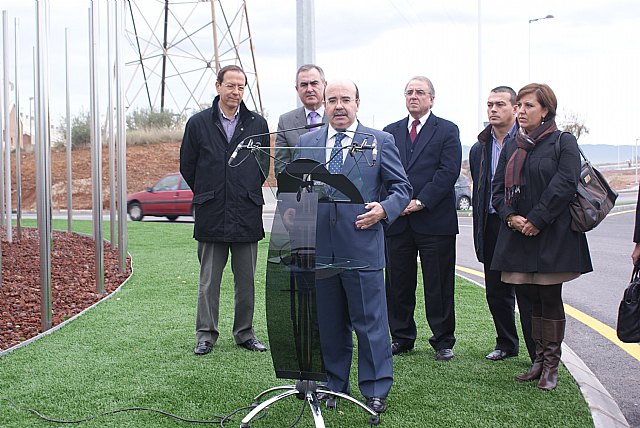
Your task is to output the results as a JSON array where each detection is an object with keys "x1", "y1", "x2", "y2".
[{"x1": 328, "y1": 133, "x2": 345, "y2": 175}]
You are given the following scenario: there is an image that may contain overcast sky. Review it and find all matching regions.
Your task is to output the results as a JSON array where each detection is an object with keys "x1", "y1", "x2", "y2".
[{"x1": 2, "y1": 0, "x2": 640, "y2": 149}]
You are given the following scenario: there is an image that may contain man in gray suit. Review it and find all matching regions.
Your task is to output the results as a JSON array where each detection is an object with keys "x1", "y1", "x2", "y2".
[{"x1": 275, "y1": 64, "x2": 326, "y2": 176}]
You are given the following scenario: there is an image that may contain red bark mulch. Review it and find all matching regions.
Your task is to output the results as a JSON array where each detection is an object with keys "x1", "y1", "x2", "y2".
[{"x1": 0, "y1": 227, "x2": 132, "y2": 352}]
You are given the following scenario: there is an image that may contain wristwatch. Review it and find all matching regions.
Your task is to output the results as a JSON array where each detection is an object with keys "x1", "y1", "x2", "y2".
[
  {"x1": 415, "y1": 199, "x2": 424, "y2": 210},
  {"x1": 506, "y1": 214, "x2": 515, "y2": 230}
]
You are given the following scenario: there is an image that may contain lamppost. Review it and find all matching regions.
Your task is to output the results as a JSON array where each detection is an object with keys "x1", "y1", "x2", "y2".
[
  {"x1": 528, "y1": 14, "x2": 554, "y2": 81},
  {"x1": 636, "y1": 139, "x2": 639, "y2": 184}
]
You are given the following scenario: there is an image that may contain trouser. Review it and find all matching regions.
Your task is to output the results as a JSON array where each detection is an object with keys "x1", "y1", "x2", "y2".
[{"x1": 195, "y1": 241, "x2": 258, "y2": 345}]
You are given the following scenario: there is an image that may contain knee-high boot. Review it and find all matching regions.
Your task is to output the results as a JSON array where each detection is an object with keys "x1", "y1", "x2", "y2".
[
  {"x1": 515, "y1": 317, "x2": 543, "y2": 382},
  {"x1": 537, "y1": 318, "x2": 565, "y2": 391}
]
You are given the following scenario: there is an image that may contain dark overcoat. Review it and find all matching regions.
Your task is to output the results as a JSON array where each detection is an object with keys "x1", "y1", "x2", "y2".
[
  {"x1": 491, "y1": 130, "x2": 592, "y2": 274},
  {"x1": 180, "y1": 96, "x2": 270, "y2": 242},
  {"x1": 469, "y1": 125, "x2": 492, "y2": 263}
]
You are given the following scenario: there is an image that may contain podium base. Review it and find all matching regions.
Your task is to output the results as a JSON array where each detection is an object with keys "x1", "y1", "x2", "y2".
[{"x1": 239, "y1": 380, "x2": 380, "y2": 427}]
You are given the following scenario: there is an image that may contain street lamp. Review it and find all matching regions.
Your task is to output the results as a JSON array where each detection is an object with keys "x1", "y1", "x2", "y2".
[{"x1": 528, "y1": 14, "x2": 554, "y2": 81}]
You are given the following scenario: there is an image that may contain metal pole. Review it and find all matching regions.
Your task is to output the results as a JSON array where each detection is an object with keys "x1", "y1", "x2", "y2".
[
  {"x1": 36, "y1": 0, "x2": 52, "y2": 332},
  {"x1": 295, "y1": 0, "x2": 315, "y2": 108},
  {"x1": 107, "y1": 4, "x2": 116, "y2": 245},
  {"x1": 14, "y1": 17, "x2": 22, "y2": 240},
  {"x1": 633, "y1": 138, "x2": 640, "y2": 184},
  {"x1": 209, "y1": 0, "x2": 220, "y2": 72},
  {"x1": 115, "y1": 0, "x2": 128, "y2": 271},
  {"x1": 0, "y1": 14, "x2": 5, "y2": 230},
  {"x1": 65, "y1": 27, "x2": 72, "y2": 232},
  {"x1": 528, "y1": 15, "x2": 554, "y2": 81},
  {"x1": 2, "y1": 11, "x2": 11, "y2": 242},
  {"x1": 160, "y1": 0, "x2": 168, "y2": 112},
  {"x1": 89, "y1": 1, "x2": 104, "y2": 293}
]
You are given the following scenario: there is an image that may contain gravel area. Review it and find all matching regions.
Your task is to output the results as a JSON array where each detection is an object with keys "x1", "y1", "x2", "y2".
[{"x1": 0, "y1": 226, "x2": 131, "y2": 351}]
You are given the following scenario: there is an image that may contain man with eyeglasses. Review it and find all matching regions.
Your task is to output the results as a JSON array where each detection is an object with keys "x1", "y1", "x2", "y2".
[
  {"x1": 180, "y1": 65, "x2": 271, "y2": 356},
  {"x1": 383, "y1": 76, "x2": 462, "y2": 361},
  {"x1": 296, "y1": 79, "x2": 411, "y2": 413},
  {"x1": 275, "y1": 64, "x2": 327, "y2": 176}
]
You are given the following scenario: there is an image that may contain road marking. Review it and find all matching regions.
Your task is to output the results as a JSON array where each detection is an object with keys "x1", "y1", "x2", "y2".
[
  {"x1": 456, "y1": 265, "x2": 640, "y2": 362},
  {"x1": 608, "y1": 209, "x2": 635, "y2": 217}
]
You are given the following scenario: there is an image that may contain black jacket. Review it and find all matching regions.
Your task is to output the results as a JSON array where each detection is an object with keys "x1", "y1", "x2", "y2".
[
  {"x1": 180, "y1": 97, "x2": 270, "y2": 242},
  {"x1": 491, "y1": 130, "x2": 592, "y2": 274},
  {"x1": 469, "y1": 125, "x2": 493, "y2": 263}
]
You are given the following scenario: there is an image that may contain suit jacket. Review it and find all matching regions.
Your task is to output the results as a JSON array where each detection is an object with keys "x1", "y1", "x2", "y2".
[
  {"x1": 383, "y1": 113, "x2": 462, "y2": 236},
  {"x1": 296, "y1": 122, "x2": 412, "y2": 270},
  {"x1": 275, "y1": 107, "x2": 325, "y2": 176}
]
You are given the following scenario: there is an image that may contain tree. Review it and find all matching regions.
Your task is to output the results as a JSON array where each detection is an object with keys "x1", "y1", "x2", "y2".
[
  {"x1": 560, "y1": 111, "x2": 589, "y2": 141},
  {"x1": 57, "y1": 111, "x2": 91, "y2": 148}
]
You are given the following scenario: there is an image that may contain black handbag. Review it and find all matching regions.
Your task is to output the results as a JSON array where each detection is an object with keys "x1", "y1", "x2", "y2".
[
  {"x1": 616, "y1": 265, "x2": 640, "y2": 343},
  {"x1": 555, "y1": 132, "x2": 618, "y2": 232}
]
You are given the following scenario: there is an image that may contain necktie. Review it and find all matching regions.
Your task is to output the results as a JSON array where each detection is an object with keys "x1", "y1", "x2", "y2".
[
  {"x1": 328, "y1": 133, "x2": 345, "y2": 175},
  {"x1": 410, "y1": 119, "x2": 420, "y2": 143},
  {"x1": 308, "y1": 111, "x2": 320, "y2": 125}
]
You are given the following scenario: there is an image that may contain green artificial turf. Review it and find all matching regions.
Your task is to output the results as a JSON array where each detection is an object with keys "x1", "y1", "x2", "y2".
[{"x1": 0, "y1": 220, "x2": 593, "y2": 427}]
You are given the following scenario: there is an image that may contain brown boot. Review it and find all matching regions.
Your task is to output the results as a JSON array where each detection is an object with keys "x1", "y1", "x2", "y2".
[
  {"x1": 537, "y1": 318, "x2": 565, "y2": 391},
  {"x1": 515, "y1": 317, "x2": 543, "y2": 382}
]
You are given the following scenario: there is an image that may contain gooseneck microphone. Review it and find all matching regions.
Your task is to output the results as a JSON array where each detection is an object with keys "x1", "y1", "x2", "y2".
[
  {"x1": 228, "y1": 122, "x2": 325, "y2": 166},
  {"x1": 334, "y1": 128, "x2": 378, "y2": 166}
]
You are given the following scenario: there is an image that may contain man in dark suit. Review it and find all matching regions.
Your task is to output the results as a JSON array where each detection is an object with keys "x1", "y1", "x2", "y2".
[
  {"x1": 297, "y1": 79, "x2": 411, "y2": 413},
  {"x1": 274, "y1": 64, "x2": 326, "y2": 177},
  {"x1": 469, "y1": 86, "x2": 534, "y2": 362},
  {"x1": 383, "y1": 76, "x2": 461, "y2": 361}
]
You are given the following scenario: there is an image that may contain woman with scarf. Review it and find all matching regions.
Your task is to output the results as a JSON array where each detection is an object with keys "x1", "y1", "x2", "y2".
[{"x1": 491, "y1": 83, "x2": 592, "y2": 391}]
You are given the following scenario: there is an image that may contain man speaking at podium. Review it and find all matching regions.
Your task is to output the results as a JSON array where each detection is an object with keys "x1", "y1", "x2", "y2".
[{"x1": 296, "y1": 79, "x2": 411, "y2": 413}]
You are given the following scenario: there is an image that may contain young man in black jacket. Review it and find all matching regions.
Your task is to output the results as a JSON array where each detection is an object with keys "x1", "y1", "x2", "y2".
[{"x1": 469, "y1": 86, "x2": 534, "y2": 362}]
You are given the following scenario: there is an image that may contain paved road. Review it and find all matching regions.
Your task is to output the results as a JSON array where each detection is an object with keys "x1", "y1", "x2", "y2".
[{"x1": 456, "y1": 208, "x2": 640, "y2": 427}]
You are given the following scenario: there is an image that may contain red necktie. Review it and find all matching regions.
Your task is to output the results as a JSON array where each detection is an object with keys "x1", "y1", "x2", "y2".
[{"x1": 410, "y1": 119, "x2": 420, "y2": 143}]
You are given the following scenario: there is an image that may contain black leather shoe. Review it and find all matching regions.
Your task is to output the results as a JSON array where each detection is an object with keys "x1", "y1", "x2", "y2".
[
  {"x1": 435, "y1": 348, "x2": 454, "y2": 361},
  {"x1": 485, "y1": 349, "x2": 518, "y2": 361},
  {"x1": 194, "y1": 341, "x2": 213, "y2": 355},
  {"x1": 238, "y1": 338, "x2": 267, "y2": 352},
  {"x1": 391, "y1": 341, "x2": 414, "y2": 355},
  {"x1": 366, "y1": 397, "x2": 387, "y2": 413}
]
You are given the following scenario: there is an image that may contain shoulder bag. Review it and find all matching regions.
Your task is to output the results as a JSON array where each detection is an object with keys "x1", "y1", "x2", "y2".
[
  {"x1": 555, "y1": 132, "x2": 618, "y2": 232},
  {"x1": 616, "y1": 265, "x2": 640, "y2": 343}
]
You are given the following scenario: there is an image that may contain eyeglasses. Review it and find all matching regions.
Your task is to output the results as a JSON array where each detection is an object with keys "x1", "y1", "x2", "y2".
[
  {"x1": 404, "y1": 89, "x2": 429, "y2": 97},
  {"x1": 325, "y1": 97, "x2": 356, "y2": 106},
  {"x1": 223, "y1": 83, "x2": 245, "y2": 92}
]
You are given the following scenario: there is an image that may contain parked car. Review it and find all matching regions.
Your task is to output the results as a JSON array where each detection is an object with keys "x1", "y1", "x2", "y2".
[
  {"x1": 127, "y1": 172, "x2": 193, "y2": 221},
  {"x1": 455, "y1": 173, "x2": 472, "y2": 210}
]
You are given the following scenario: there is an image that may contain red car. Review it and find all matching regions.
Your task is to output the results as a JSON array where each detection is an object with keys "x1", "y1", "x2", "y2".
[{"x1": 127, "y1": 172, "x2": 194, "y2": 221}]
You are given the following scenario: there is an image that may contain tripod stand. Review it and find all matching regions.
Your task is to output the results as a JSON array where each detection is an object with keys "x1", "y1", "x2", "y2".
[{"x1": 239, "y1": 380, "x2": 379, "y2": 427}]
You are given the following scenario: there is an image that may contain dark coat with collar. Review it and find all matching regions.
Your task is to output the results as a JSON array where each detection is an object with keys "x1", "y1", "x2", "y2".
[
  {"x1": 383, "y1": 113, "x2": 462, "y2": 236},
  {"x1": 490, "y1": 130, "x2": 592, "y2": 273},
  {"x1": 469, "y1": 124, "x2": 517, "y2": 263},
  {"x1": 180, "y1": 96, "x2": 270, "y2": 242}
]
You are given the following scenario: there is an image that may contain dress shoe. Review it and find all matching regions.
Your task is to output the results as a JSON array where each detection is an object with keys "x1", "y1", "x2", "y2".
[
  {"x1": 391, "y1": 341, "x2": 414, "y2": 355},
  {"x1": 435, "y1": 348, "x2": 455, "y2": 361},
  {"x1": 193, "y1": 341, "x2": 213, "y2": 355},
  {"x1": 366, "y1": 397, "x2": 387, "y2": 413},
  {"x1": 238, "y1": 338, "x2": 267, "y2": 352},
  {"x1": 485, "y1": 349, "x2": 517, "y2": 361}
]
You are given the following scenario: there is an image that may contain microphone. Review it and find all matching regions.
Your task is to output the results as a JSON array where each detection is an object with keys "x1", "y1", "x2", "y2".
[
  {"x1": 228, "y1": 123, "x2": 326, "y2": 166},
  {"x1": 335, "y1": 128, "x2": 378, "y2": 165}
]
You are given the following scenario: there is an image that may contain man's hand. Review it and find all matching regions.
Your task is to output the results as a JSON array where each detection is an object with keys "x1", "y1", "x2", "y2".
[
  {"x1": 401, "y1": 199, "x2": 423, "y2": 216},
  {"x1": 355, "y1": 202, "x2": 386, "y2": 229}
]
